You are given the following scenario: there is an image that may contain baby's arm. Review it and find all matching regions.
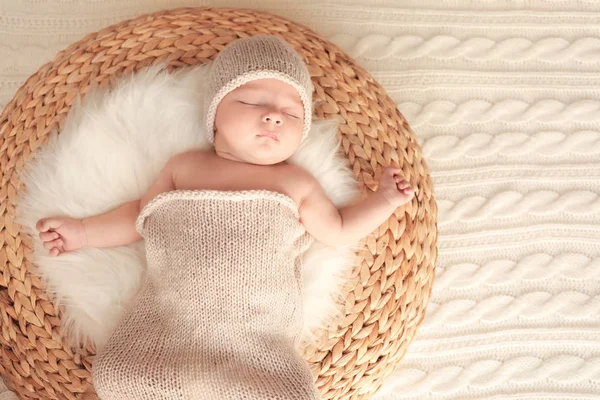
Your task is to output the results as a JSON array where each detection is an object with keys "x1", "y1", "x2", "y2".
[
  {"x1": 82, "y1": 157, "x2": 177, "y2": 248},
  {"x1": 299, "y1": 168, "x2": 414, "y2": 247},
  {"x1": 38, "y1": 157, "x2": 178, "y2": 255}
]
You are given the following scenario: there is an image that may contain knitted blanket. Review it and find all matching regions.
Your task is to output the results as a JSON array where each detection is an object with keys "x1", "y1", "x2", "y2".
[{"x1": 91, "y1": 189, "x2": 320, "y2": 399}]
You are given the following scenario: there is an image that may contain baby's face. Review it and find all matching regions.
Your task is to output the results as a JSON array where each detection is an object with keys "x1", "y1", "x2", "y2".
[{"x1": 212, "y1": 78, "x2": 305, "y2": 165}]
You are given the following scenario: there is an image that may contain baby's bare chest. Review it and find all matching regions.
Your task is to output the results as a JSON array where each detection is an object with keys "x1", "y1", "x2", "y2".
[{"x1": 172, "y1": 152, "x2": 307, "y2": 206}]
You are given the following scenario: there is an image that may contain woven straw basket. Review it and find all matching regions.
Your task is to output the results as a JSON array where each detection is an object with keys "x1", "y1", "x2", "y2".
[{"x1": 0, "y1": 7, "x2": 437, "y2": 400}]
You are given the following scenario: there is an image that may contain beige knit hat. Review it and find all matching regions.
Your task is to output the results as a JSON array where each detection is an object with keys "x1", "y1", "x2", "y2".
[{"x1": 204, "y1": 34, "x2": 313, "y2": 144}]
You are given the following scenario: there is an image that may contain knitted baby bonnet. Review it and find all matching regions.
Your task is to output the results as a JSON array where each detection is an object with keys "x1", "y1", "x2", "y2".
[{"x1": 204, "y1": 34, "x2": 313, "y2": 144}]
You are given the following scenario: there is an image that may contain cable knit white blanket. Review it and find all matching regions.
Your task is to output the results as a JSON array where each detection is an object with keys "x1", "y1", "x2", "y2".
[{"x1": 1, "y1": 1, "x2": 599, "y2": 399}]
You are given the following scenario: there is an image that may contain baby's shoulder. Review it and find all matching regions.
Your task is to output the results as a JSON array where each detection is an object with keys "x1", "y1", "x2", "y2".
[
  {"x1": 168, "y1": 149, "x2": 213, "y2": 186},
  {"x1": 168, "y1": 149, "x2": 214, "y2": 174},
  {"x1": 279, "y1": 163, "x2": 317, "y2": 199},
  {"x1": 169, "y1": 149, "x2": 210, "y2": 166},
  {"x1": 281, "y1": 162, "x2": 311, "y2": 182}
]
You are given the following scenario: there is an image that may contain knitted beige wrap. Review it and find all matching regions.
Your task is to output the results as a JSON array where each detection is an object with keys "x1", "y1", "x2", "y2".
[{"x1": 91, "y1": 189, "x2": 319, "y2": 399}]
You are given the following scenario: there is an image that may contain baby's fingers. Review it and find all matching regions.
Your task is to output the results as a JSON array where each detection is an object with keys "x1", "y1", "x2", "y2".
[
  {"x1": 36, "y1": 218, "x2": 62, "y2": 233},
  {"x1": 43, "y1": 238, "x2": 63, "y2": 251},
  {"x1": 397, "y1": 180, "x2": 412, "y2": 190},
  {"x1": 39, "y1": 231, "x2": 59, "y2": 242},
  {"x1": 384, "y1": 167, "x2": 401, "y2": 179}
]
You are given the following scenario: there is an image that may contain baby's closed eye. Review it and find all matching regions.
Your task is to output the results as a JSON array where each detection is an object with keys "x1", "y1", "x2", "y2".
[{"x1": 238, "y1": 100, "x2": 301, "y2": 119}]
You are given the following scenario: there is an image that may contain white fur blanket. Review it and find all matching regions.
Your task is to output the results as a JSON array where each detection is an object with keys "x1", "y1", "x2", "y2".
[{"x1": 15, "y1": 63, "x2": 361, "y2": 352}]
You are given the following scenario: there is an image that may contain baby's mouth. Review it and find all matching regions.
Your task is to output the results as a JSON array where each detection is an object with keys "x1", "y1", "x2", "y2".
[{"x1": 258, "y1": 131, "x2": 279, "y2": 141}]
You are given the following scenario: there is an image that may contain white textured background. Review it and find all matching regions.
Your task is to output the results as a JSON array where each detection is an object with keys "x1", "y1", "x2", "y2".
[{"x1": 1, "y1": 1, "x2": 600, "y2": 399}]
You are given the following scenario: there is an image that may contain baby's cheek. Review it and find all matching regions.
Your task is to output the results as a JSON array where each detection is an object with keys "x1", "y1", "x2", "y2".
[
  {"x1": 215, "y1": 110, "x2": 240, "y2": 132},
  {"x1": 215, "y1": 115, "x2": 252, "y2": 141}
]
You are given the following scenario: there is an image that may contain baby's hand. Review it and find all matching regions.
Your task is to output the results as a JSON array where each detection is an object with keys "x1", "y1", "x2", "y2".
[
  {"x1": 36, "y1": 217, "x2": 87, "y2": 257},
  {"x1": 377, "y1": 167, "x2": 415, "y2": 207}
]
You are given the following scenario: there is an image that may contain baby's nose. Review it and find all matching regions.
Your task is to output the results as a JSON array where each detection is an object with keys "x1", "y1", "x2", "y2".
[{"x1": 263, "y1": 113, "x2": 282, "y2": 125}]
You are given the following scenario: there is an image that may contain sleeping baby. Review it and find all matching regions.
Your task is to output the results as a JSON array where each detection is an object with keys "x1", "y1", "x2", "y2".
[{"x1": 35, "y1": 35, "x2": 414, "y2": 399}]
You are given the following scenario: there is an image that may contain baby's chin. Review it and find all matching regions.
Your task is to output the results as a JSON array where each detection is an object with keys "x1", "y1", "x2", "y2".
[
  {"x1": 243, "y1": 153, "x2": 288, "y2": 166},
  {"x1": 238, "y1": 147, "x2": 293, "y2": 166},
  {"x1": 214, "y1": 131, "x2": 300, "y2": 164}
]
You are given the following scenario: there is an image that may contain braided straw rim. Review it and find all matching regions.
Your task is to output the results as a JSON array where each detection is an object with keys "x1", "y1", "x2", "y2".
[{"x1": 0, "y1": 7, "x2": 438, "y2": 400}]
